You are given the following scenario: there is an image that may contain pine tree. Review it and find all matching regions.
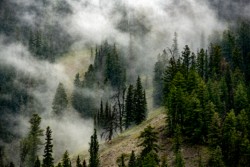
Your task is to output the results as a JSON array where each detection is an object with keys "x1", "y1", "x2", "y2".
[
  {"x1": 76, "y1": 155, "x2": 82, "y2": 167},
  {"x1": 197, "y1": 49, "x2": 205, "y2": 78},
  {"x1": 27, "y1": 114, "x2": 44, "y2": 167},
  {"x1": 134, "y1": 76, "x2": 147, "y2": 125},
  {"x1": 163, "y1": 56, "x2": 178, "y2": 96},
  {"x1": 234, "y1": 82, "x2": 248, "y2": 114},
  {"x1": 52, "y1": 83, "x2": 68, "y2": 115},
  {"x1": 138, "y1": 125, "x2": 159, "y2": 163},
  {"x1": 221, "y1": 110, "x2": 238, "y2": 167},
  {"x1": 82, "y1": 160, "x2": 87, "y2": 167},
  {"x1": 208, "y1": 146, "x2": 225, "y2": 167},
  {"x1": 125, "y1": 85, "x2": 134, "y2": 129},
  {"x1": 166, "y1": 72, "x2": 186, "y2": 134},
  {"x1": 89, "y1": 129, "x2": 99, "y2": 167},
  {"x1": 208, "y1": 112, "x2": 221, "y2": 148},
  {"x1": 181, "y1": 45, "x2": 191, "y2": 79},
  {"x1": 62, "y1": 151, "x2": 71, "y2": 167},
  {"x1": 128, "y1": 151, "x2": 136, "y2": 167},
  {"x1": 43, "y1": 126, "x2": 54, "y2": 167},
  {"x1": 141, "y1": 151, "x2": 158, "y2": 167},
  {"x1": 35, "y1": 157, "x2": 41, "y2": 167}
]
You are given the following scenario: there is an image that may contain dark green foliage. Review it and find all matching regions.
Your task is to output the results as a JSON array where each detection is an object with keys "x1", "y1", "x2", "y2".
[
  {"x1": 234, "y1": 82, "x2": 248, "y2": 114},
  {"x1": 184, "y1": 93, "x2": 203, "y2": 143},
  {"x1": 208, "y1": 112, "x2": 222, "y2": 148},
  {"x1": 43, "y1": 126, "x2": 54, "y2": 167},
  {"x1": 197, "y1": 49, "x2": 205, "y2": 78},
  {"x1": 26, "y1": 114, "x2": 44, "y2": 167},
  {"x1": 134, "y1": 76, "x2": 147, "y2": 125},
  {"x1": 128, "y1": 151, "x2": 136, "y2": 167},
  {"x1": 138, "y1": 125, "x2": 159, "y2": 164},
  {"x1": 181, "y1": 45, "x2": 191, "y2": 79},
  {"x1": 141, "y1": 151, "x2": 158, "y2": 167},
  {"x1": 209, "y1": 44, "x2": 223, "y2": 77},
  {"x1": 52, "y1": 83, "x2": 68, "y2": 115},
  {"x1": 62, "y1": 151, "x2": 71, "y2": 167},
  {"x1": 208, "y1": 146, "x2": 225, "y2": 167},
  {"x1": 125, "y1": 85, "x2": 134, "y2": 129},
  {"x1": 35, "y1": 157, "x2": 41, "y2": 167},
  {"x1": 76, "y1": 155, "x2": 82, "y2": 167},
  {"x1": 166, "y1": 72, "x2": 186, "y2": 135},
  {"x1": 221, "y1": 110, "x2": 238, "y2": 167},
  {"x1": 82, "y1": 159, "x2": 87, "y2": 167},
  {"x1": 105, "y1": 44, "x2": 126, "y2": 88},
  {"x1": 89, "y1": 129, "x2": 99, "y2": 167}
]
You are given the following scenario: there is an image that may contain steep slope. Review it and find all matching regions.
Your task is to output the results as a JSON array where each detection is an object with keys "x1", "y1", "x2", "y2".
[{"x1": 70, "y1": 89, "x2": 210, "y2": 167}]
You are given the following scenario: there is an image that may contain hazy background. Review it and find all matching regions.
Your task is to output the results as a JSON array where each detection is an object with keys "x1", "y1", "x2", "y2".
[{"x1": 0, "y1": 0, "x2": 249, "y2": 163}]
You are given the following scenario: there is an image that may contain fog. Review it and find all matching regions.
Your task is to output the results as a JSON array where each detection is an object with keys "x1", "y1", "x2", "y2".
[
  {"x1": 0, "y1": 38, "x2": 93, "y2": 162},
  {"x1": 1, "y1": 0, "x2": 243, "y2": 164}
]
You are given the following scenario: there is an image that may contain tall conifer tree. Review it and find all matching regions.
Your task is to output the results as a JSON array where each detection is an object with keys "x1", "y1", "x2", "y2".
[
  {"x1": 89, "y1": 129, "x2": 99, "y2": 167},
  {"x1": 43, "y1": 126, "x2": 54, "y2": 167}
]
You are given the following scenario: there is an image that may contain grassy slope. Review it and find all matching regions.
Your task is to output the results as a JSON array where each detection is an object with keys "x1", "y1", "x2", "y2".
[{"x1": 70, "y1": 88, "x2": 210, "y2": 167}]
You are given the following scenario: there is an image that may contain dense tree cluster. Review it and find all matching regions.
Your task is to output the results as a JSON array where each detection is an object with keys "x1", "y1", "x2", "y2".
[
  {"x1": 95, "y1": 76, "x2": 147, "y2": 141},
  {"x1": 71, "y1": 42, "x2": 127, "y2": 118},
  {"x1": 153, "y1": 21, "x2": 250, "y2": 166}
]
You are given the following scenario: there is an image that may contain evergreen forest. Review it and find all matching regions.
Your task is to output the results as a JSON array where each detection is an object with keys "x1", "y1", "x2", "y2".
[{"x1": 0, "y1": 0, "x2": 250, "y2": 166}]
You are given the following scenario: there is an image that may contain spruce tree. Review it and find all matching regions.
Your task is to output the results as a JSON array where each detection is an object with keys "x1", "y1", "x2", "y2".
[
  {"x1": 89, "y1": 129, "x2": 99, "y2": 167},
  {"x1": 52, "y1": 83, "x2": 68, "y2": 115},
  {"x1": 197, "y1": 49, "x2": 205, "y2": 78},
  {"x1": 82, "y1": 160, "x2": 87, "y2": 167},
  {"x1": 208, "y1": 146, "x2": 225, "y2": 167},
  {"x1": 134, "y1": 76, "x2": 147, "y2": 125},
  {"x1": 208, "y1": 112, "x2": 222, "y2": 148},
  {"x1": 43, "y1": 126, "x2": 54, "y2": 167},
  {"x1": 76, "y1": 155, "x2": 82, "y2": 167},
  {"x1": 141, "y1": 152, "x2": 158, "y2": 167},
  {"x1": 138, "y1": 125, "x2": 159, "y2": 164},
  {"x1": 125, "y1": 85, "x2": 134, "y2": 129},
  {"x1": 62, "y1": 151, "x2": 71, "y2": 167},
  {"x1": 181, "y1": 45, "x2": 191, "y2": 79},
  {"x1": 27, "y1": 114, "x2": 44, "y2": 167},
  {"x1": 221, "y1": 110, "x2": 238, "y2": 167}
]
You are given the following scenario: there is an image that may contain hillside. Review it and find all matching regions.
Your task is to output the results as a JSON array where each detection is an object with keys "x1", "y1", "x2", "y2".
[{"x1": 70, "y1": 88, "x2": 209, "y2": 167}]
